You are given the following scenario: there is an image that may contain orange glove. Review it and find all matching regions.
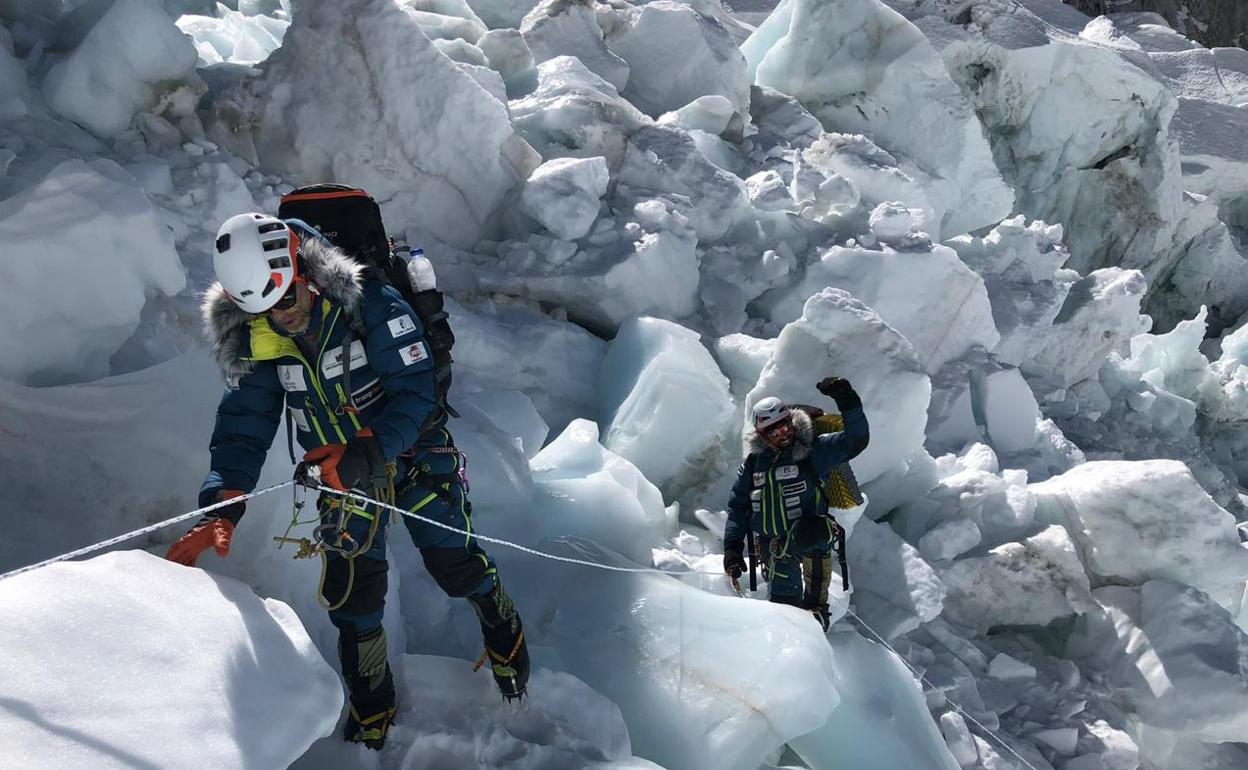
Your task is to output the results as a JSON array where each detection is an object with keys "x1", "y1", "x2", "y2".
[
  {"x1": 165, "y1": 490, "x2": 243, "y2": 566},
  {"x1": 303, "y1": 443, "x2": 349, "y2": 490},
  {"x1": 303, "y1": 428, "x2": 380, "y2": 492}
]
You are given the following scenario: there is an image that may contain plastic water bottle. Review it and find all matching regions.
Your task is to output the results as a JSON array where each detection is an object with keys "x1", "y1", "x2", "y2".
[{"x1": 407, "y1": 247, "x2": 437, "y2": 291}]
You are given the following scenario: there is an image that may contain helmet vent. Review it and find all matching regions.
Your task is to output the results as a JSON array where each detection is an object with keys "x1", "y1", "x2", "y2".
[
  {"x1": 215, "y1": 234, "x2": 231, "y2": 253},
  {"x1": 262, "y1": 238, "x2": 288, "y2": 252},
  {"x1": 257, "y1": 222, "x2": 285, "y2": 234},
  {"x1": 268, "y1": 256, "x2": 291, "y2": 269}
]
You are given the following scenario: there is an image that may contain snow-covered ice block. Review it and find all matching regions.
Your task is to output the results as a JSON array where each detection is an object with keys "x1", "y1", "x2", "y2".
[
  {"x1": 176, "y1": 7, "x2": 289, "y2": 66},
  {"x1": 918, "y1": 517, "x2": 981, "y2": 562},
  {"x1": 1071, "y1": 581, "x2": 1248, "y2": 744},
  {"x1": 0, "y1": 28, "x2": 28, "y2": 121},
  {"x1": 521, "y1": 0, "x2": 629, "y2": 92},
  {"x1": 743, "y1": 0, "x2": 1012, "y2": 236},
  {"x1": 658, "y1": 94, "x2": 737, "y2": 135},
  {"x1": 0, "y1": 159, "x2": 185, "y2": 385},
  {"x1": 849, "y1": 518, "x2": 946, "y2": 630},
  {"x1": 511, "y1": 55, "x2": 651, "y2": 167},
  {"x1": 520, "y1": 155, "x2": 609, "y2": 240},
  {"x1": 699, "y1": 242, "x2": 796, "y2": 335},
  {"x1": 770, "y1": 242, "x2": 997, "y2": 375},
  {"x1": 223, "y1": 0, "x2": 535, "y2": 249},
  {"x1": 939, "y1": 525, "x2": 1092, "y2": 634},
  {"x1": 404, "y1": 3, "x2": 489, "y2": 44},
  {"x1": 1025, "y1": 267, "x2": 1151, "y2": 388},
  {"x1": 790, "y1": 629, "x2": 961, "y2": 769},
  {"x1": 616, "y1": 124, "x2": 750, "y2": 242},
  {"x1": 486, "y1": 202, "x2": 700, "y2": 331},
  {"x1": 529, "y1": 420, "x2": 672, "y2": 563},
  {"x1": 43, "y1": 0, "x2": 198, "y2": 137},
  {"x1": 610, "y1": 0, "x2": 749, "y2": 121},
  {"x1": 940, "y1": 711, "x2": 978, "y2": 768},
  {"x1": 551, "y1": 545, "x2": 839, "y2": 770},
  {"x1": 1032, "y1": 460, "x2": 1248, "y2": 622},
  {"x1": 750, "y1": 289, "x2": 931, "y2": 484},
  {"x1": 600, "y1": 318, "x2": 735, "y2": 493},
  {"x1": 0, "y1": 551, "x2": 341, "y2": 769},
  {"x1": 714, "y1": 333, "x2": 776, "y2": 396}
]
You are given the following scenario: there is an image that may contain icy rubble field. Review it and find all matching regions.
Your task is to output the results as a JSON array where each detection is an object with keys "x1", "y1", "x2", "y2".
[{"x1": 2, "y1": 0, "x2": 1248, "y2": 769}]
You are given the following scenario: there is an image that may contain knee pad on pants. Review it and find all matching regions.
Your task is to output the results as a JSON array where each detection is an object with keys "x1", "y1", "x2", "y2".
[{"x1": 421, "y1": 547, "x2": 492, "y2": 597}]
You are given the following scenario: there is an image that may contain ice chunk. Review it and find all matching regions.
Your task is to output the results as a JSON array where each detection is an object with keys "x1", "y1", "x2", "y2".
[
  {"x1": 919, "y1": 518, "x2": 982, "y2": 562},
  {"x1": 713, "y1": 333, "x2": 776, "y2": 397},
  {"x1": 769, "y1": 242, "x2": 999, "y2": 375},
  {"x1": 551, "y1": 544, "x2": 839, "y2": 770},
  {"x1": 615, "y1": 125, "x2": 750, "y2": 242},
  {"x1": 699, "y1": 243, "x2": 796, "y2": 335},
  {"x1": 1025, "y1": 268, "x2": 1151, "y2": 388},
  {"x1": 790, "y1": 629, "x2": 962, "y2": 770},
  {"x1": 359, "y1": 655, "x2": 651, "y2": 767},
  {"x1": 988, "y1": 653, "x2": 1036, "y2": 681},
  {"x1": 511, "y1": 55, "x2": 651, "y2": 167},
  {"x1": 600, "y1": 318, "x2": 735, "y2": 494},
  {"x1": 478, "y1": 28, "x2": 537, "y2": 97},
  {"x1": 868, "y1": 200, "x2": 929, "y2": 247},
  {"x1": 529, "y1": 420, "x2": 672, "y2": 563},
  {"x1": 520, "y1": 155, "x2": 609, "y2": 240},
  {"x1": 940, "y1": 711, "x2": 979, "y2": 767},
  {"x1": 458, "y1": 387, "x2": 548, "y2": 460},
  {"x1": 744, "y1": 0, "x2": 1012, "y2": 236},
  {"x1": 1031, "y1": 460, "x2": 1248, "y2": 622},
  {"x1": 1034, "y1": 727, "x2": 1079, "y2": 756},
  {"x1": 977, "y1": 366, "x2": 1041, "y2": 453},
  {"x1": 405, "y1": 0, "x2": 489, "y2": 43},
  {"x1": 0, "y1": 552, "x2": 341, "y2": 769},
  {"x1": 216, "y1": 0, "x2": 535, "y2": 249},
  {"x1": 466, "y1": 0, "x2": 539, "y2": 29},
  {"x1": 43, "y1": 0, "x2": 198, "y2": 137},
  {"x1": 0, "y1": 159, "x2": 185, "y2": 385},
  {"x1": 445, "y1": 296, "x2": 606, "y2": 437},
  {"x1": 609, "y1": 1, "x2": 749, "y2": 121},
  {"x1": 0, "y1": 28, "x2": 28, "y2": 121},
  {"x1": 484, "y1": 201, "x2": 700, "y2": 331},
  {"x1": 939, "y1": 525, "x2": 1093, "y2": 634},
  {"x1": 657, "y1": 94, "x2": 736, "y2": 135},
  {"x1": 521, "y1": 0, "x2": 629, "y2": 92},
  {"x1": 849, "y1": 518, "x2": 946, "y2": 634},
  {"x1": 750, "y1": 289, "x2": 931, "y2": 484},
  {"x1": 1071, "y1": 581, "x2": 1248, "y2": 744},
  {"x1": 176, "y1": 7, "x2": 288, "y2": 66}
]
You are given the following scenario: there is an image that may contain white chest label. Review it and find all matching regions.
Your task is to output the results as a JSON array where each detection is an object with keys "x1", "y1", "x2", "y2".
[
  {"x1": 399, "y1": 341, "x2": 429, "y2": 367},
  {"x1": 388, "y1": 314, "x2": 418, "y2": 339},
  {"x1": 322, "y1": 340, "x2": 368, "y2": 380},
  {"x1": 277, "y1": 364, "x2": 307, "y2": 392},
  {"x1": 752, "y1": 472, "x2": 766, "y2": 486},
  {"x1": 775, "y1": 465, "x2": 799, "y2": 481}
]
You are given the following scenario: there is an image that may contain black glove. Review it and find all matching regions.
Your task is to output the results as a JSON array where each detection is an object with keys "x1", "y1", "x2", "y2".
[
  {"x1": 724, "y1": 548, "x2": 746, "y2": 579},
  {"x1": 336, "y1": 433, "x2": 387, "y2": 492},
  {"x1": 817, "y1": 377, "x2": 862, "y2": 412}
]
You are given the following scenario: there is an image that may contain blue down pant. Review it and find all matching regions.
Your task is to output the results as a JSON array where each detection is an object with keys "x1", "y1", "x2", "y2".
[
  {"x1": 320, "y1": 471, "x2": 499, "y2": 717},
  {"x1": 758, "y1": 534, "x2": 834, "y2": 608}
]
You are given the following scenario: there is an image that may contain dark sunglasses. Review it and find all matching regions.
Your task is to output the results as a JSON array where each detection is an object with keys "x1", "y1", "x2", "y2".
[{"x1": 269, "y1": 283, "x2": 299, "y2": 311}]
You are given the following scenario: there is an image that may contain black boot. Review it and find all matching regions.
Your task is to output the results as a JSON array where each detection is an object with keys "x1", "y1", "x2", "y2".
[
  {"x1": 337, "y1": 623, "x2": 397, "y2": 748},
  {"x1": 468, "y1": 582, "x2": 530, "y2": 700}
]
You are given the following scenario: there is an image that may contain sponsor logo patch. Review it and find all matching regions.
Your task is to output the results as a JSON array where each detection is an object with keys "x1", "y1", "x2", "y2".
[
  {"x1": 775, "y1": 465, "x2": 799, "y2": 481},
  {"x1": 387, "y1": 314, "x2": 417, "y2": 339},
  {"x1": 277, "y1": 364, "x2": 306, "y2": 392},
  {"x1": 399, "y1": 341, "x2": 429, "y2": 367},
  {"x1": 780, "y1": 480, "x2": 807, "y2": 495},
  {"x1": 321, "y1": 340, "x2": 368, "y2": 380},
  {"x1": 352, "y1": 379, "x2": 384, "y2": 411},
  {"x1": 752, "y1": 472, "x2": 766, "y2": 486}
]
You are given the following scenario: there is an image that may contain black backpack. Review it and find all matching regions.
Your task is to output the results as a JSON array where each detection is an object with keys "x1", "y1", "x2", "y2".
[{"x1": 278, "y1": 184, "x2": 457, "y2": 438}]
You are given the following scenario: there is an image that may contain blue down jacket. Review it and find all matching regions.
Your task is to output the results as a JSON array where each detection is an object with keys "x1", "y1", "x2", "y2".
[{"x1": 200, "y1": 226, "x2": 444, "y2": 498}]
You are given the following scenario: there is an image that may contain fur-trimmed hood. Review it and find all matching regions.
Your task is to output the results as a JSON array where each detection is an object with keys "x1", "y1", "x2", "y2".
[
  {"x1": 744, "y1": 406, "x2": 814, "y2": 460},
  {"x1": 202, "y1": 233, "x2": 365, "y2": 384}
]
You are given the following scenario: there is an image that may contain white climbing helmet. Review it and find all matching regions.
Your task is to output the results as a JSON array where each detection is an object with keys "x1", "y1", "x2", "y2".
[
  {"x1": 213, "y1": 213, "x2": 298, "y2": 314},
  {"x1": 752, "y1": 397, "x2": 791, "y2": 430}
]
